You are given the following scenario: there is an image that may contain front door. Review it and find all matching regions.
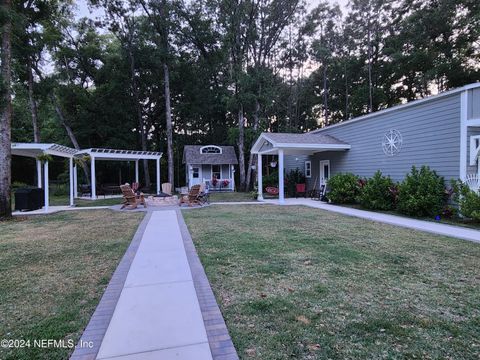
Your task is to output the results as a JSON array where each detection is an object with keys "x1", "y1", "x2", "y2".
[
  {"x1": 190, "y1": 166, "x2": 202, "y2": 187},
  {"x1": 319, "y1": 160, "x2": 330, "y2": 187}
]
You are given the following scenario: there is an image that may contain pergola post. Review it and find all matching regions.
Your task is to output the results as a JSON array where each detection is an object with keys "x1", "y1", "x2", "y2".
[
  {"x1": 135, "y1": 160, "x2": 139, "y2": 183},
  {"x1": 44, "y1": 160, "x2": 49, "y2": 212},
  {"x1": 278, "y1": 149, "x2": 285, "y2": 204},
  {"x1": 91, "y1": 156, "x2": 96, "y2": 200},
  {"x1": 69, "y1": 157, "x2": 74, "y2": 206},
  {"x1": 36, "y1": 160, "x2": 42, "y2": 188},
  {"x1": 73, "y1": 163, "x2": 78, "y2": 198},
  {"x1": 257, "y1": 155, "x2": 263, "y2": 200},
  {"x1": 156, "y1": 158, "x2": 161, "y2": 195}
]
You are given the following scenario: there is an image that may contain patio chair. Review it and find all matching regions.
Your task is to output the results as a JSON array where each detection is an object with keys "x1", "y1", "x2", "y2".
[
  {"x1": 295, "y1": 183, "x2": 306, "y2": 198},
  {"x1": 197, "y1": 183, "x2": 210, "y2": 205},
  {"x1": 162, "y1": 182, "x2": 172, "y2": 195},
  {"x1": 310, "y1": 184, "x2": 325, "y2": 201},
  {"x1": 179, "y1": 184, "x2": 201, "y2": 207},
  {"x1": 120, "y1": 184, "x2": 147, "y2": 210}
]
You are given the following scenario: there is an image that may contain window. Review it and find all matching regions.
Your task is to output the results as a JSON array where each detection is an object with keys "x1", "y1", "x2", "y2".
[
  {"x1": 212, "y1": 165, "x2": 221, "y2": 179},
  {"x1": 305, "y1": 161, "x2": 311, "y2": 178},
  {"x1": 192, "y1": 167, "x2": 199, "y2": 178},
  {"x1": 200, "y1": 146, "x2": 222, "y2": 154}
]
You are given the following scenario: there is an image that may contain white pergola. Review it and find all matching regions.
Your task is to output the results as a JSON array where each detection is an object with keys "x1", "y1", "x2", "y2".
[
  {"x1": 251, "y1": 133, "x2": 351, "y2": 204},
  {"x1": 11, "y1": 143, "x2": 163, "y2": 212}
]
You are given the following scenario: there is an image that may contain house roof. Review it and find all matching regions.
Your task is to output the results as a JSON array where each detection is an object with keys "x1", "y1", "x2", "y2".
[
  {"x1": 251, "y1": 132, "x2": 350, "y2": 154},
  {"x1": 183, "y1": 145, "x2": 238, "y2": 165}
]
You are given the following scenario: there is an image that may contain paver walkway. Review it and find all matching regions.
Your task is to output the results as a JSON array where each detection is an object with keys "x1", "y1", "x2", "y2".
[
  {"x1": 263, "y1": 198, "x2": 480, "y2": 243},
  {"x1": 96, "y1": 210, "x2": 213, "y2": 359}
]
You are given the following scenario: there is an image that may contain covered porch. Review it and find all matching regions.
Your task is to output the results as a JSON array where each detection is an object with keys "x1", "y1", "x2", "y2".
[{"x1": 251, "y1": 133, "x2": 351, "y2": 204}]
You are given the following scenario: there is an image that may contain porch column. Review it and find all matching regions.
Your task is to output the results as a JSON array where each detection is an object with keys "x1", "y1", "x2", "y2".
[
  {"x1": 69, "y1": 157, "x2": 74, "y2": 206},
  {"x1": 156, "y1": 158, "x2": 161, "y2": 195},
  {"x1": 36, "y1": 160, "x2": 42, "y2": 188},
  {"x1": 73, "y1": 163, "x2": 78, "y2": 198},
  {"x1": 91, "y1": 156, "x2": 97, "y2": 200},
  {"x1": 278, "y1": 149, "x2": 285, "y2": 204},
  {"x1": 231, "y1": 165, "x2": 235, "y2": 191},
  {"x1": 135, "y1": 160, "x2": 139, "y2": 183},
  {"x1": 257, "y1": 154, "x2": 263, "y2": 200},
  {"x1": 44, "y1": 160, "x2": 49, "y2": 212}
]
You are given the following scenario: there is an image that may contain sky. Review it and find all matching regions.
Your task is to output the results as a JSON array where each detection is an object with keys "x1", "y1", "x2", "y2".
[{"x1": 75, "y1": 0, "x2": 350, "y2": 20}]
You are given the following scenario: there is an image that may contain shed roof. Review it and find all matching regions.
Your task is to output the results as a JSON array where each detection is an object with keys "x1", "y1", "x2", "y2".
[{"x1": 183, "y1": 145, "x2": 238, "y2": 165}]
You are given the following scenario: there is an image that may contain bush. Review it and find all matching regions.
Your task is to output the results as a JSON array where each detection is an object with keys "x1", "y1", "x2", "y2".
[
  {"x1": 358, "y1": 171, "x2": 395, "y2": 210},
  {"x1": 327, "y1": 173, "x2": 360, "y2": 204},
  {"x1": 397, "y1": 166, "x2": 446, "y2": 217},
  {"x1": 451, "y1": 180, "x2": 480, "y2": 221},
  {"x1": 286, "y1": 168, "x2": 306, "y2": 197}
]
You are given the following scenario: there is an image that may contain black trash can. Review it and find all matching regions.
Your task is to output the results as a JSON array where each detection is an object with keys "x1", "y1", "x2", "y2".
[{"x1": 14, "y1": 188, "x2": 44, "y2": 211}]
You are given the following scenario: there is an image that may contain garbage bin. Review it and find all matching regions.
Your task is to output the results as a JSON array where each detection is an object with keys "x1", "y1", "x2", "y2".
[{"x1": 14, "y1": 188, "x2": 44, "y2": 211}]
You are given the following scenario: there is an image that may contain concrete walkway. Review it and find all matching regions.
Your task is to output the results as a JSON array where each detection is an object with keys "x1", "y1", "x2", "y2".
[
  {"x1": 96, "y1": 210, "x2": 213, "y2": 359},
  {"x1": 262, "y1": 198, "x2": 480, "y2": 243}
]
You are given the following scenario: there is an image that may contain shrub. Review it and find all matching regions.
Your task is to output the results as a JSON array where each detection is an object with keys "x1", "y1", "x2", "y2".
[
  {"x1": 358, "y1": 171, "x2": 395, "y2": 210},
  {"x1": 451, "y1": 180, "x2": 480, "y2": 221},
  {"x1": 286, "y1": 168, "x2": 306, "y2": 197},
  {"x1": 397, "y1": 166, "x2": 446, "y2": 217},
  {"x1": 327, "y1": 173, "x2": 359, "y2": 204}
]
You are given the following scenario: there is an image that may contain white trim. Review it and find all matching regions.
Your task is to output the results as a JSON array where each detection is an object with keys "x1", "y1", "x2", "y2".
[
  {"x1": 311, "y1": 83, "x2": 480, "y2": 135},
  {"x1": 460, "y1": 91, "x2": 468, "y2": 180},
  {"x1": 466, "y1": 118, "x2": 480, "y2": 126},
  {"x1": 305, "y1": 161, "x2": 312, "y2": 178},
  {"x1": 200, "y1": 145, "x2": 222, "y2": 154}
]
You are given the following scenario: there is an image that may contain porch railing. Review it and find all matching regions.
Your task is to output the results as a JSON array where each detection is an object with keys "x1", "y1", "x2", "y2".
[{"x1": 203, "y1": 178, "x2": 234, "y2": 191}]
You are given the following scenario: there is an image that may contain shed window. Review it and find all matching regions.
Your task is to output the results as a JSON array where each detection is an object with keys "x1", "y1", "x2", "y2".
[
  {"x1": 305, "y1": 161, "x2": 312, "y2": 178},
  {"x1": 200, "y1": 146, "x2": 222, "y2": 154}
]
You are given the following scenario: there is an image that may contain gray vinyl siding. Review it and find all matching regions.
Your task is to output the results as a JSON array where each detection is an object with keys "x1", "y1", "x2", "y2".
[
  {"x1": 313, "y1": 94, "x2": 461, "y2": 184},
  {"x1": 284, "y1": 155, "x2": 309, "y2": 175}
]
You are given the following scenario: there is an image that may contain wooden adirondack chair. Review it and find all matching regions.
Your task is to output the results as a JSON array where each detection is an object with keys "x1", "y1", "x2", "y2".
[
  {"x1": 179, "y1": 185, "x2": 201, "y2": 206},
  {"x1": 120, "y1": 184, "x2": 147, "y2": 209}
]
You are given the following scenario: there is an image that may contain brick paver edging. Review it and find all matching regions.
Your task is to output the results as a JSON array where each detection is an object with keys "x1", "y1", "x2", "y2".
[
  {"x1": 70, "y1": 212, "x2": 152, "y2": 360},
  {"x1": 176, "y1": 210, "x2": 239, "y2": 360}
]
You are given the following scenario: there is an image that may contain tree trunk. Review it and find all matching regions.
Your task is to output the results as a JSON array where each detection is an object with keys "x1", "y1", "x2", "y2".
[
  {"x1": 237, "y1": 104, "x2": 246, "y2": 191},
  {"x1": 27, "y1": 59, "x2": 40, "y2": 142},
  {"x1": 164, "y1": 63, "x2": 174, "y2": 186},
  {"x1": 0, "y1": 0, "x2": 12, "y2": 218},
  {"x1": 245, "y1": 98, "x2": 260, "y2": 190},
  {"x1": 367, "y1": 13, "x2": 373, "y2": 113},
  {"x1": 128, "y1": 47, "x2": 150, "y2": 187},
  {"x1": 323, "y1": 64, "x2": 329, "y2": 125}
]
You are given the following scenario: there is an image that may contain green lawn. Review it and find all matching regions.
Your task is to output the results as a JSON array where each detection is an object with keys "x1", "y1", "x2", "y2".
[
  {"x1": 183, "y1": 205, "x2": 480, "y2": 359},
  {"x1": 209, "y1": 191, "x2": 256, "y2": 202},
  {"x1": 0, "y1": 210, "x2": 144, "y2": 360},
  {"x1": 49, "y1": 195, "x2": 122, "y2": 207}
]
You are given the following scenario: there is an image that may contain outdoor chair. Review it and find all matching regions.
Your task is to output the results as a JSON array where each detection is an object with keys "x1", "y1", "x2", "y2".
[
  {"x1": 295, "y1": 183, "x2": 306, "y2": 198},
  {"x1": 197, "y1": 183, "x2": 210, "y2": 205},
  {"x1": 162, "y1": 182, "x2": 172, "y2": 195},
  {"x1": 120, "y1": 184, "x2": 147, "y2": 210},
  {"x1": 179, "y1": 184, "x2": 201, "y2": 207},
  {"x1": 310, "y1": 184, "x2": 325, "y2": 201}
]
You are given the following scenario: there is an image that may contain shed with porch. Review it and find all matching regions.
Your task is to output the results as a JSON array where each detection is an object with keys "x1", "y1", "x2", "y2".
[{"x1": 183, "y1": 145, "x2": 238, "y2": 191}]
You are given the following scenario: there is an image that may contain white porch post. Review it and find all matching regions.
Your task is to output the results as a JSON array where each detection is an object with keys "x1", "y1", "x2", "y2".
[
  {"x1": 135, "y1": 160, "x2": 139, "y2": 183},
  {"x1": 69, "y1": 157, "x2": 74, "y2": 206},
  {"x1": 156, "y1": 158, "x2": 161, "y2": 195},
  {"x1": 91, "y1": 156, "x2": 97, "y2": 199},
  {"x1": 44, "y1": 160, "x2": 49, "y2": 212},
  {"x1": 73, "y1": 163, "x2": 78, "y2": 198},
  {"x1": 36, "y1": 160, "x2": 42, "y2": 188},
  {"x1": 278, "y1": 149, "x2": 285, "y2": 204},
  {"x1": 257, "y1": 154, "x2": 263, "y2": 200}
]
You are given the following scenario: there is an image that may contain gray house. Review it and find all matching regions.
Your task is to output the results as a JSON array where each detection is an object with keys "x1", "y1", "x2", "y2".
[
  {"x1": 183, "y1": 145, "x2": 238, "y2": 190},
  {"x1": 251, "y1": 83, "x2": 480, "y2": 203}
]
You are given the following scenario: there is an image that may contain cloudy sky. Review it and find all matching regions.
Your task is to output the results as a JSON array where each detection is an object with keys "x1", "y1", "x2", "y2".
[{"x1": 75, "y1": 0, "x2": 350, "y2": 20}]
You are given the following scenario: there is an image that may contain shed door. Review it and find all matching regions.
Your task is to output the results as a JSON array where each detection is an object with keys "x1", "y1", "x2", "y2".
[{"x1": 191, "y1": 166, "x2": 202, "y2": 187}]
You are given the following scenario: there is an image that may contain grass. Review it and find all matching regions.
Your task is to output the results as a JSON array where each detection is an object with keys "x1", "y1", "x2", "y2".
[
  {"x1": 0, "y1": 210, "x2": 144, "y2": 360},
  {"x1": 183, "y1": 205, "x2": 480, "y2": 359},
  {"x1": 49, "y1": 195, "x2": 122, "y2": 207},
  {"x1": 209, "y1": 191, "x2": 256, "y2": 202}
]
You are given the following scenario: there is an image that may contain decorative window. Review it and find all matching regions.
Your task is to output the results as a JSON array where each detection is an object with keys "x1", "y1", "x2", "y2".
[
  {"x1": 192, "y1": 167, "x2": 200, "y2": 178},
  {"x1": 382, "y1": 129, "x2": 403, "y2": 156},
  {"x1": 200, "y1": 145, "x2": 222, "y2": 154},
  {"x1": 212, "y1": 165, "x2": 221, "y2": 179},
  {"x1": 305, "y1": 161, "x2": 312, "y2": 178}
]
